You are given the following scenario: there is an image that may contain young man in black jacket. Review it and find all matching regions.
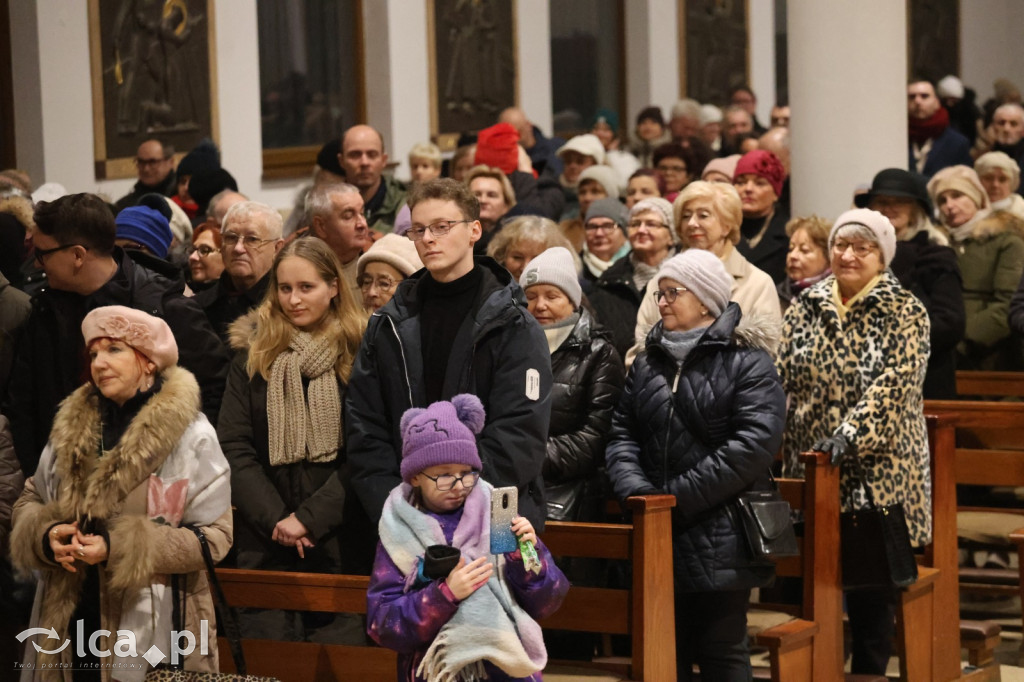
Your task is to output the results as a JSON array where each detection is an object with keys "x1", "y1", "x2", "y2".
[{"x1": 345, "y1": 179, "x2": 552, "y2": 567}]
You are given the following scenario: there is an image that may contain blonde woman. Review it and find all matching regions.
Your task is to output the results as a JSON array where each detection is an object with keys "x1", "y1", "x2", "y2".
[
  {"x1": 466, "y1": 165, "x2": 517, "y2": 254},
  {"x1": 218, "y1": 237, "x2": 365, "y2": 639},
  {"x1": 486, "y1": 215, "x2": 579, "y2": 281}
]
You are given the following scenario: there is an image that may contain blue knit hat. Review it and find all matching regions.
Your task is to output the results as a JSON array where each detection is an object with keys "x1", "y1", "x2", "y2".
[
  {"x1": 400, "y1": 394, "x2": 485, "y2": 483},
  {"x1": 115, "y1": 206, "x2": 173, "y2": 258}
]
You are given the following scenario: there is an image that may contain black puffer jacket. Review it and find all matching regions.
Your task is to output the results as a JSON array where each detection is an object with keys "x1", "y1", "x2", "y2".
[
  {"x1": 544, "y1": 309, "x2": 624, "y2": 521},
  {"x1": 606, "y1": 304, "x2": 785, "y2": 592},
  {"x1": 589, "y1": 254, "x2": 661, "y2": 358}
]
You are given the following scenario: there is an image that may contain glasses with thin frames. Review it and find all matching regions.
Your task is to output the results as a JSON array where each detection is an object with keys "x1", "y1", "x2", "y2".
[
  {"x1": 832, "y1": 241, "x2": 878, "y2": 258},
  {"x1": 628, "y1": 219, "x2": 670, "y2": 230},
  {"x1": 135, "y1": 157, "x2": 168, "y2": 168},
  {"x1": 34, "y1": 243, "x2": 81, "y2": 266},
  {"x1": 187, "y1": 245, "x2": 218, "y2": 258},
  {"x1": 406, "y1": 219, "x2": 470, "y2": 242},
  {"x1": 654, "y1": 286, "x2": 689, "y2": 304},
  {"x1": 584, "y1": 221, "x2": 618, "y2": 232},
  {"x1": 359, "y1": 275, "x2": 397, "y2": 293},
  {"x1": 420, "y1": 471, "x2": 480, "y2": 491},
  {"x1": 222, "y1": 232, "x2": 277, "y2": 250}
]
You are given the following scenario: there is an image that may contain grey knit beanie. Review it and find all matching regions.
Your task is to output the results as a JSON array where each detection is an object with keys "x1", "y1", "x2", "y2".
[
  {"x1": 656, "y1": 249, "x2": 732, "y2": 317},
  {"x1": 828, "y1": 208, "x2": 897, "y2": 267},
  {"x1": 585, "y1": 198, "x2": 628, "y2": 235},
  {"x1": 630, "y1": 198, "x2": 675, "y2": 232},
  {"x1": 519, "y1": 246, "x2": 582, "y2": 307}
]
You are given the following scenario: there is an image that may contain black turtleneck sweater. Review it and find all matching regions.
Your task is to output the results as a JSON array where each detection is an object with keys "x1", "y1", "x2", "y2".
[{"x1": 419, "y1": 266, "x2": 483, "y2": 403}]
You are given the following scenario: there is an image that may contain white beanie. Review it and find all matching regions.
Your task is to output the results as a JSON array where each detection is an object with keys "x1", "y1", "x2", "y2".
[
  {"x1": 699, "y1": 104, "x2": 723, "y2": 125},
  {"x1": 577, "y1": 165, "x2": 620, "y2": 198},
  {"x1": 828, "y1": 208, "x2": 897, "y2": 267},
  {"x1": 937, "y1": 75, "x2": 965, "y2": 100},
  {"x1": 556, "y1": 134, "x2": 606, "y2": 166},
  {"x1": 357, "y1": 233, "x2": 424, "y2": 279},
  {"x1": 656, "y1": 249, "x2": 732, "y2": 317},
  {"x1": 519, "y1": 246, "x2": 582, "y2": 308}
]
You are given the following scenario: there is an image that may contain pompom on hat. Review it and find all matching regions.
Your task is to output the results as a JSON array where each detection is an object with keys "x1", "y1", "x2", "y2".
[
  {"x1": 733, "y1": 150, "x2": 787, "y2": 198},
  {"x1": 400, "y1": 394, "x2": 486, "y2": 483},
  {"x1": 828, "y1": 208, "x2": 897, "y2": 267},
  {"x1": 81, "y1": 305, "x2": 179, "y2": 371},
  {"x1": 656, "y1": 249, "x2": 733, "y2": 318}
]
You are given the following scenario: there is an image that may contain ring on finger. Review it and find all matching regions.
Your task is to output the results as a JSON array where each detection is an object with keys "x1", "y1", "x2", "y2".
[{"x1": 77, "y1": 548, "x2": 85, "y2": 557}]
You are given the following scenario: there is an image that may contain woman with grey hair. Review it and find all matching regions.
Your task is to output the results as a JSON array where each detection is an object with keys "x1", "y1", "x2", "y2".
[
  {"x1": 776, "y1": 208, "x2": 932, "y2": 675},
  {"x1": 487, "y1": 215, "x2": 578, "y2": 281},
  {"x1": 590, "y1": 197, "x2": 679, "y2": 356},
  {"x1": 976, "y1": 151, "x2": 1024, "y2": 220}
]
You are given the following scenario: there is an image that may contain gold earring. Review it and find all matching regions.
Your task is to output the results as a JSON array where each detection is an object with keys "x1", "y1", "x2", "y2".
[{"x1": 700, "y1": 309, "x2": 708, "y2": 317}]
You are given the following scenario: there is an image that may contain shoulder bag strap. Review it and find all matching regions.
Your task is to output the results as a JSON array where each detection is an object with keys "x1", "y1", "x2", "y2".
[{"x1": 185, "y1": 525, "x2": 248, "y2": 676}]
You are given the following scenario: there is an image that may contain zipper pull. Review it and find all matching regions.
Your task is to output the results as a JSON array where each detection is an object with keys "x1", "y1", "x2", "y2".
[{"x1": 672, "y1": 367, "x2": 682, "y2": 393}]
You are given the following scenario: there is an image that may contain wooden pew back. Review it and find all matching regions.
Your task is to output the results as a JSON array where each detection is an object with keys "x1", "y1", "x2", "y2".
[{"x1": 956, "y1": 370, "x2": 1024, "y2": 399}]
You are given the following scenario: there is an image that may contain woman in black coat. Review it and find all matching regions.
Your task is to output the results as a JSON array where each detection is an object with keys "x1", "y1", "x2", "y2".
[
  {"x1": 519, "y1": 246, "x2": 625, "y2": 522},
  {"x1": 607, "y1": 249, "x2": 786, "y2": 681}
]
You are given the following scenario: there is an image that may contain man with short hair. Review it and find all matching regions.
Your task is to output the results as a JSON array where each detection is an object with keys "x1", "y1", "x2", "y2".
[
  {"x1": 498, "y1": 106, "x2": 564, "y2": 177},
  {"x1": 5, "y1": 193, "x2": 228, "y2": 474},
  {"x1": 729, "y1": 85, "x2": 767, "y2": 134},
  {"x1": 991, "y1": 104, "x2": 1024, "y2": 189},
  {"x1": 339, "y1": 124, "x2": 406, "y2": 234},
  {"x1": 206, "y1": 190, "x2": 248, "y2": 228},
  {"x1": 306, "y1": 183, "x2": 372, "y2": 293},
  {"x1": 722, "y1": 106, "x2": 754, "y2": 155},
  {"x1": 907, "y1": 79, "x2": 973, "y2": 178},
  {"x1": 195, "y1": 201, "x2": 284, "y2": 343},
  {"x1": 669, "y1": 99, "x2": 702, "y2": 143},
  {"x1": 115, "y1": 139, "x2": 177, "y2": 212},
  {"x1": 345, "y1": 178, "x2": 552, "y2": 567}
]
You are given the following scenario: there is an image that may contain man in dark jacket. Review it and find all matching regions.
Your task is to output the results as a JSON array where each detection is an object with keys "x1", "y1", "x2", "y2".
[
  {"x1": 907, "y1": 79, "x2": 973, "y2": 178},
  {"x1": 345, "y1": 179, "x2": 553, "y2": 565},
  {"x1": 194, "y1": 201, "x2": 284, "y2": 343},
  {"x1": 4, "y1": 194, "x2": 228, "y2": 475},
  {"x1": 115, "y1": 140, "x2": 177, "y2": 212},
  {"x1": 991, "y1": 104, "x2": 1024, "y2": 197}
]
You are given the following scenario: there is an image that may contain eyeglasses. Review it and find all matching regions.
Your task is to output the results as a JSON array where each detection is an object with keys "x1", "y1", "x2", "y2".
[
  {"x1": 628, "y1": 219, "x2": 670, "y2": 230},
  {"x1": 656, "y1": 164, "x2": 687, "y2": 174},
  {"x1": 654, "y1": 286, "x2": 689, "y2": 304},
  {"x1": 832, "y1": 240, "x2": 878, "y2": 258},
  {"x1": 584, "y1": 220, "x2": 618, "y2": 232},
  {"x1": 406, "y1": 219, "x2": 470, "y2": 242},
  {"x1": 359, "y1": 275, "x2": 398, "y2": 293},
  {"x1": 222, "y1": 232, "x2": 277, "y2": 250},
  {"x1": 34, "y1": 243, "x2": 81, "y2": 266},
  {"x1": 420, "y1": 471, "x2": 480, "y2": 491},
  {"x1": 135, "y1": 157, "x2": 168, "y2": 168},
  {"x1": 187, "y1": 245, "x2": 218, "y2": 258}
]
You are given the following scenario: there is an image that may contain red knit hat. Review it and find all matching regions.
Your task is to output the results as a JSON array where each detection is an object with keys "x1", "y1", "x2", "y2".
[
  {"x1": 733, "y1": 150, "x2": 786, "y2": 198},
  {"x1": 474, "y1": 123, "x2": 520, "y2": 174}
]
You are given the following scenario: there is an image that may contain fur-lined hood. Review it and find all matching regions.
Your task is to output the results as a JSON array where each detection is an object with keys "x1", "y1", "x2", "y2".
[
  {"x1": 964, "y1": 208, "x2": 1024, "y2": 242},
  {"x1": 647, "y1": 302, "x2": 779, "y2": 358},
  {"x1": 0, "y1": 194, "x2": 35, "y2": 233},
  {"x1": 227, "y1": 308, "x2": 260, "y2": 352}
]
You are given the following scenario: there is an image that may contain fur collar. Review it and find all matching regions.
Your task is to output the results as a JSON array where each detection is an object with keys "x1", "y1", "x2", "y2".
[
  {"x1": 49, "y1": 365, "x2": 200, "y2": 522},
  {"x1": 227, "y1": 308, "x2": 260, "y2": 351},
  {"x1": 965, "y1": 209, "x2": 1024, "y2": 241}
]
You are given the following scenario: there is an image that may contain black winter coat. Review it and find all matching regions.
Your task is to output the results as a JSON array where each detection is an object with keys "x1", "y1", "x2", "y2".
[
  {"x1": 738, "y1": 205, "x2": 791, "y2": 285},
  {"x1": 346, "y1": 258, "x2": 553, "y2": 531},
  {"x1": 194, "y1": 270, "x2": 272, "y2": 345},
  {"x1": 606, "y1": 304, "x2": 784, "y2": 592},
  {"x1": 544, "y1": 310, "x2": 624, "y2": 521},
  {"x1": 217, "y1": 348, "x2": 348, "y2": 573},
  {"x1": 588, "y1": 255, "x2": 647, "y2": 358},
  {"x1": 889, "y1": 231, "x2": 966, "y2": 399},
  {"x1": 4, "y1": 249, "x2": 228, "y2": 475}
]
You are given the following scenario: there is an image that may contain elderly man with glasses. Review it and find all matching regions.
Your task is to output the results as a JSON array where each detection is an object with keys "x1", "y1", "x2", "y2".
[
  {"x1": 194, "y1": 201, "x2": 285, "y2": 343},
  {"x1": 114, "y1": 139, "x2": 178, "y2": 213}
]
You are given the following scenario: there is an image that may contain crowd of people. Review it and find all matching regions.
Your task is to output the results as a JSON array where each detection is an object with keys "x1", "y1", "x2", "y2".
[{"x1": 1, "y1": 73, "x2": 1024, "y2": 680}]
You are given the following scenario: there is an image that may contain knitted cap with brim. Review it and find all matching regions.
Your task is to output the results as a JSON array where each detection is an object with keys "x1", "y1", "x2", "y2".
[
  {"x1": 357, "y1": 232, "x2": 424, "y2": 279},
  {"x1": 656, "y1": 249, "x2": 732, "y2": 317},
  {"x1": 400, "y1": 394, "x2": 485, "y2": 483},
  {"x1": 828, "y1": 208, "x2": 897, "y2": 268},
  {"x1": 519, "y1": 246, "x2": 582, "y2": 307},
  {"x1": 926, "y1": 165, "x2": 990, "y2": 215}
]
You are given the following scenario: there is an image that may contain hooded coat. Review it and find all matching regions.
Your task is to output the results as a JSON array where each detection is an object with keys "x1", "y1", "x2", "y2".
[
  {"x1": 776, "y1": 272, "x2": 932, "y2": 547},
  {"x1": 606, "y1": 304, "x2": 784, "y2": 592},
  {"x1": 10, "y1": 367, "x2": 232, "y2": 681}
]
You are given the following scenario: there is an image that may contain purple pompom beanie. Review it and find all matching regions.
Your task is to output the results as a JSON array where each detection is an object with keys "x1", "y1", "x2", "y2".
[{"x1": 400, "y1": 394, "x2": 486, "y2": 482}]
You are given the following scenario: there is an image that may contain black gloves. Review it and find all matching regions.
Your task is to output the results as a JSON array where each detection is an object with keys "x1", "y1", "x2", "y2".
[{"x1": 812, "y1": 433, "x2": 855, "y2": 467}]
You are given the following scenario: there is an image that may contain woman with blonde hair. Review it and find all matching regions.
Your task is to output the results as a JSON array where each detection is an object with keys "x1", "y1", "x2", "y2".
[
  {"x1": 487, "y1": 215, "x2": 579, "y2": 281},
  {"x1": 466, "y1": 165, "x2": 517, "y2": 255},
  {"x1": 626, "y1": 181, "x2": 782, "y2": 365},
  {"x1": 218, "y1": 237, "x2": 366, "y2": 639}
]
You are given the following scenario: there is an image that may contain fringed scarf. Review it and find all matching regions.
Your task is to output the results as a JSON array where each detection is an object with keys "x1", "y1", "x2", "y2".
[
  {"x1": 379, "y1": 482, "x2": 547, "y2": 681},
  {"x1": 267, "y1": 330, "x2": 341, "y2": 466}
]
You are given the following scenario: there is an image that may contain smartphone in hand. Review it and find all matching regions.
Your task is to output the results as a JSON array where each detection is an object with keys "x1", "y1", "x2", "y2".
[{"x1": 489, "y1": 486, "x2": 519, "y2": 554}]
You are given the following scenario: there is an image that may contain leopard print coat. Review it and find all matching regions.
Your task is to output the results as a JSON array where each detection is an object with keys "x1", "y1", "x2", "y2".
[{"x1": 776, "y1": 272, "x2": 933, "y2": 547}]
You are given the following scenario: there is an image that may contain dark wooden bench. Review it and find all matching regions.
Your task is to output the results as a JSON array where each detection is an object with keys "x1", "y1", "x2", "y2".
[
  {"x1": 215, "y1": 495, "x2": 677, "y2": 681},
  {"x1": 956, "y1": 370, "x2": 1024, "y2": 399}
]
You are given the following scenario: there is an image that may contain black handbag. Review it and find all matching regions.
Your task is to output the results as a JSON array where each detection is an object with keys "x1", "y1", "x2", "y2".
[
  {"x1": 735, "y1": 472, "x2": 799, "y2": 562},
  {"x1": 840, "y1": 459, "x2": 918, "y2": 590}
]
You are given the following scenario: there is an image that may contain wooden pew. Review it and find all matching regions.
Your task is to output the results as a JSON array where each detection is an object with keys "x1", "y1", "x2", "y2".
[
  {"x1": 955, "y1": 371, "x2": 1024, "y2": 399},
  {"x1": 214, "y1": 495, "x2": 677, "y2": 682}
]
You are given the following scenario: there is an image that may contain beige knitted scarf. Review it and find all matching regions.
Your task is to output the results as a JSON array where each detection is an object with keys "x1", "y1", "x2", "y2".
[{"x1": 267, "y1": 330, "x2": 341, "y2": 466}]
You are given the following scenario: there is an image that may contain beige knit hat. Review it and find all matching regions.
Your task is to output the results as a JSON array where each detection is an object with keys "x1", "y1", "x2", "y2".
[
  {"x1": 357, "y1": 233, "x2": 424, "y2": 280},
  {"x1": 927, "y1": 165, "x2": 990, "y2": 213},
  {"x1": 975, "y1": 151, "x2": 1021, "y2": 192}
]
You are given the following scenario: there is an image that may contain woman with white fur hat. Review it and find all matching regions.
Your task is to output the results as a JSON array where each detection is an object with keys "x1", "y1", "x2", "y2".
[
  {"x1": 607, "y1": 249, "x2": 785, "y2": 679},
  {"x1": 777, "y1": 208, "x2": 932, "y2": 675},
  {"x1": 519, "y1": 247, "x2": 624, "y2": 522}
]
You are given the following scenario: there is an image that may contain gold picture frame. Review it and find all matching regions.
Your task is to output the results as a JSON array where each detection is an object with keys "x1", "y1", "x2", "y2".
[{"x1": 88, "y1": 0, "x2": 219, "y2": 180}]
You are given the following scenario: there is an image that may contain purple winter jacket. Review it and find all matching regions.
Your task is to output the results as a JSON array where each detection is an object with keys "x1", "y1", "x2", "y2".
[{"x1": 366, "y1": 505, "x2": 569, "y2": 681}]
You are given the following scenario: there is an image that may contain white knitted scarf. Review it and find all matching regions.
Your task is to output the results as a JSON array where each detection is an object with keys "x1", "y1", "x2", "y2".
[{"x1": 267, "y1": 330, "x2": 341, "y2": 466}]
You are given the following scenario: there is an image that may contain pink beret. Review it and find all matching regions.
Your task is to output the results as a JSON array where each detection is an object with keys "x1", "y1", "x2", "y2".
[
  {"x1": 733, "y1": 150, "x2": 786, "y2": 197},
  {"x1": 81, "y1": 305, "x2": 179, "y2": 371}
]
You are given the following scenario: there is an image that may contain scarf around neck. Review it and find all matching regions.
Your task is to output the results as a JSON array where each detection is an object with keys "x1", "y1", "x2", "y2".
[
  {"x1": 379, "y1": 482, "x2": 548, "y2": 681},
  {"x1": 908, "y1": 107, "x2": 950, "y2": 145},
  {"x1": 267, "y1": 329, "x2": 341, "y2": 466},
  {"x1": 947, "y1": 207, "x2": 992, "y2": 244},
  {"x1": 542, "y1": 312, "x2": 580, "y2": 354}
]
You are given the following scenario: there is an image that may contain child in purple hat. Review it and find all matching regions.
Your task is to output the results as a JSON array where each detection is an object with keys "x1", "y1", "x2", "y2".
[{"x1": 366, "y1": 394, "x2": 568, "y2": 681}]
